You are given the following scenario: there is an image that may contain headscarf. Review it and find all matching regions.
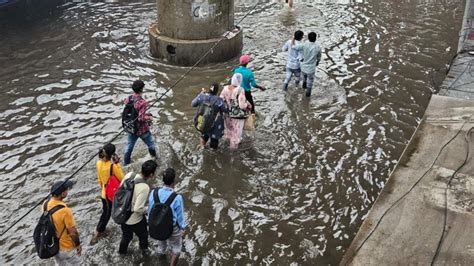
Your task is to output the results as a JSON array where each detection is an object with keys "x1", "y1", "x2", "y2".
[{"x1": 231, "y1": 73, "x2": 243, "y2": 87}]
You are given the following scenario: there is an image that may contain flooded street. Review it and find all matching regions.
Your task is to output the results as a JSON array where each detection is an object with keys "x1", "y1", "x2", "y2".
[{"x1": 0, "y1": 0, "x2": 464, "y2": 264}]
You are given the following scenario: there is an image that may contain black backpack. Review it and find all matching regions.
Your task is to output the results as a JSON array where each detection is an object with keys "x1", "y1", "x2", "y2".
[
  {"x1": 112, "y1": 175, "x2": 144, "y2": 224},
  {"x1": 122, "y1": 96, "x2": 140, "y2": 135},
  {"x1": 148, "y1": 189, "x2": 178, "y2": 240},
  {"x1": 33, "y1": 201, "x2": 65, "y2": 259},
  {"x1": 194, "y1": 95, "x2": 218, "y2": 133}
]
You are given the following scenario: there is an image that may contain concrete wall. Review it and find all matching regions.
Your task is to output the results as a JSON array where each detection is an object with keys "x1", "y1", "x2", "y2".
[
  {"x1": 149, "y1": 23, "x2": 243, "y2": 66},
  {"x1": 157, "y1": 0, "x2": 234, "y2": 40},
  {"x1": 438, "y1": 0, "x2": 474, "y2": 99}
]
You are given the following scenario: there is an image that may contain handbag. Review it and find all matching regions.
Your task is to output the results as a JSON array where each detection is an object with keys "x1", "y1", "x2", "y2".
[
  {"x1": 228, "y1": 87, "x2": 250, "y2": 119},
  {"x1": 244, "y1": 113, "x2": 256, "y2": 131},
  {"x1": 105, "y1": 164, "x2": 121, "y2": 201}
]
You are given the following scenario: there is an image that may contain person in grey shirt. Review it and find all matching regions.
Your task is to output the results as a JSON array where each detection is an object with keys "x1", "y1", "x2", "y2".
[{"x1": 292, "y1": 32, "x2": 322, "y2": 97}]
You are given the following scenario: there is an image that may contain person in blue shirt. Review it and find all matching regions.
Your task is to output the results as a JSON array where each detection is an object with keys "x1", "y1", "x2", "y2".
[
  {"x1": 233, "y1": 54, "x2": 266, "y2": 113},
  {"x1": 148, "y1": 168, "x2": 187, "y2": 266},
  {"x1": 191, "y1": 83, "x2": 227, "y2": 149},
  {"x1": 282, "y1": 30, "x2": 304, "y2": 91},
  {"x1": 292, "y1": 32, "x2": 322, "y2": 97}
]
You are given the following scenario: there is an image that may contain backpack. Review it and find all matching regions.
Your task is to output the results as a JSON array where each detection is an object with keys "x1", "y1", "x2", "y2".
[
  {"x1": 228, "y1": 87, "x2": 249, "y2": 119},
  {"x1": 33, "y1": 201, "x2": 65, "y2": 259},
  {"x1": 105, "y1": 164, "x2": 121, "y2": 201},
  {"x1": 194, "y1": 95, "x2": 218, "y2": 133},
  {"x1": 111, "y1": 174, "x2": 144, "y2": 224},
  {"x1": 148, "y1": 189, "x2": 178, "y2": 240},
  {"x1": 122, "y1": 96, "x2": 140, "y2": 135}
]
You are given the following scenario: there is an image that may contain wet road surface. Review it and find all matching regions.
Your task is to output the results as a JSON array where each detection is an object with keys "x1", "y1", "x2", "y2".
[{"x1": 0, "y1": 0, "x2": 464, "y2": 264}]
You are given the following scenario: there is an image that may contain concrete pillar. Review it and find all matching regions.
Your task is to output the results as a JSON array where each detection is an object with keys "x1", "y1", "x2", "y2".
[{"x1": 149, "y1": 0, "x2": 243, "y2": 66}]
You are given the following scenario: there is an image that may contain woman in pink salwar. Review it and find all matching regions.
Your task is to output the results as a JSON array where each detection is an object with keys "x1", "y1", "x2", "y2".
[{"x1": 220, "y1": 73, "x2": 251, "y2": 149}]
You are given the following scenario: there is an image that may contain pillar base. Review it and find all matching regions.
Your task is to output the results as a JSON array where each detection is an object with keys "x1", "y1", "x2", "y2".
[{"x1": 148, "y1": 23, "x2": 243, "y2": 66}]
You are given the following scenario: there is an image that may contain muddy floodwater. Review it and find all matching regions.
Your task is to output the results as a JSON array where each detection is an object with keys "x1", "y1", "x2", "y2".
[{"x1": 0, "y1": 0, "x2": 464, "y2": 264}]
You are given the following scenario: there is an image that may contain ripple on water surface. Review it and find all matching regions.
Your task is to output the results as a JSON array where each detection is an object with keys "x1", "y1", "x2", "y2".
[{"x1": 0, "y1": 0, "x2": 463, "y2": 264}]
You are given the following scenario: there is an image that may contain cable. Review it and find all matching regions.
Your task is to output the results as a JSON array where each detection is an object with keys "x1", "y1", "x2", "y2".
[
  {"x1": 0, "y1": 1, "x2": 261, "y2": 237},
  {"x1": 352, "y1": 117, "x2": 471, "y2": 258},
  {"x1": 431, "y1": 126, "x2": 473, "y2": 265},
  {"x1": 442, "y1": 54, "x2": 473, "y2": 93},
  {"x1": 350, "y1": 45, "x2": 473, "y2": 261}
]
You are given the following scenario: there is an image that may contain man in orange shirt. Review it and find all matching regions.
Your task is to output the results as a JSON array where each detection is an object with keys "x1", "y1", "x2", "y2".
[{"x1": 47, "y1": 180, "x2": 82, "y2": 265}]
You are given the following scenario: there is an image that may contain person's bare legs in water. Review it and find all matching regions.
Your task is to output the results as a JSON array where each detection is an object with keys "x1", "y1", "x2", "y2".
[{"x1": 286, "y1": 0, "x2": 294, "y2": 8}]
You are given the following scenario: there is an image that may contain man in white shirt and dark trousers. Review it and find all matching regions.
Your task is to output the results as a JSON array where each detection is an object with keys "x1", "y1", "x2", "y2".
[
  {"x1": 118, "y1": 160, "x2": 157, "y2": 255},
  {"x1": 148, "y1": 168, "x2": 187, "y2": 266}
]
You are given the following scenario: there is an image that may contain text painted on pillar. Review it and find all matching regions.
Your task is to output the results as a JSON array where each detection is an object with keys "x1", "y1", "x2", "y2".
[{"x1": 192, "y1": 0, "x2": 216, "y2": 20}]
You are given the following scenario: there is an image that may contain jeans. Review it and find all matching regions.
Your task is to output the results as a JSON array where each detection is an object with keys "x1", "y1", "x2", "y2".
[
  {"x1": 124, "y1": 131, "x2": 157, "y2": 165},
  {"x1": 119, "y1": 217, "x2": 148, "y2": 254},
  {"x1": 96, "y1": 198, "x2": 112, "y2": 233},
  {"x1": 283, "y1": 67, "x2": 301, "y2": 89},
  {"x1": 302, "y1": 71, "x2": 315, "y2": 95}
]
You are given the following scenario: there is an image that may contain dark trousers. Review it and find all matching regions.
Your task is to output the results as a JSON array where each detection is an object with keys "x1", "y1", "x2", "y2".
[
  {"x1": 119, "y1": 217, "x2": 148, "y2": 254},
  {"x1": 97, "y1": 198, "x2": 112, "y2": 233},
  {"x1": 202, "y1": 134, "x2": 219, "y2": 149},
  {"x1": 244, "y1": 90, "x2": 256, "y2": 113}
]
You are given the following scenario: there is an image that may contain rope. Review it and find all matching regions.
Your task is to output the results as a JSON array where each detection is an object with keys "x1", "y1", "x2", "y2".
[{"x1": 0, "y1": 1, "x2": 261, "y2": 237}]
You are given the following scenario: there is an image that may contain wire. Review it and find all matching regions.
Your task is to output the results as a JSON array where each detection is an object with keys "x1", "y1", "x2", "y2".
[
  {"x1": 431, "y1": 126, "x2": 473, "y2": 265},
  {"x1": 442, "y1": 54, "x2": 473, "y2": 93},
  {"x1": 352, "y1": 117, "x2": 471, "y2": 258},
  {"x1": 0, "y1": 1, "x2": 261, "y2": 237}
]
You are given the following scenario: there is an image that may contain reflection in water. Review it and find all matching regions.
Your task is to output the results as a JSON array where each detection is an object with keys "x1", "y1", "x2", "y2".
[{"x1": 0, "y1": 0, "x2": 463, "y2": 264}]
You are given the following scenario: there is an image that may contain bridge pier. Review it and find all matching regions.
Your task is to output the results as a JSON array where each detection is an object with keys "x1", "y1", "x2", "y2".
[{"x1": 149, "y1": 0, "x2": 243, "y2": 66}]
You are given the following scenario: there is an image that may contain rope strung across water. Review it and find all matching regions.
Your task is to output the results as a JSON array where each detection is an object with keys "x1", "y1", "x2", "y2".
[{"x1": 0, "y1": 1, "x2": 261, "y2": 238}]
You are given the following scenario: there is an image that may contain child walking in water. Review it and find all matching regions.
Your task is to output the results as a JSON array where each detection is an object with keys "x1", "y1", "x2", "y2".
[{"x1": 233, "y1": 55, "x2": 265, "y2": 114}]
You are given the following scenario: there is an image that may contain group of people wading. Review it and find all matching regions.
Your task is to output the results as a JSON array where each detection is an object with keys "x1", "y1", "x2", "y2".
[
  {"x1": 192, "y1": 30, "x2": 322, "y2": 150},
  {"x1": 34, "y1": 82, "x2": 185, "y2": 266},
  {"x1": 37, "y1": 153, "x2": 186, "y2": 265},
  {"x1": 33, "y1": 29, "x2": 323, "y2": 266},
  {"x1": 192, "y1": 54, "x2": 265, "y2": 150}
]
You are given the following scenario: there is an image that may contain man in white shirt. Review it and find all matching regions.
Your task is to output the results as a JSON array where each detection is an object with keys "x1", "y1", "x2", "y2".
[
  {"x1": 282, "y1": 30, "x2": 304, "y2": 91},
  {"x1": 292, "y1": 32, "x2": 322, "y2": 97},
  {"x1": 118, "y1": 160, "x2": 157, "y2": 255}
]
